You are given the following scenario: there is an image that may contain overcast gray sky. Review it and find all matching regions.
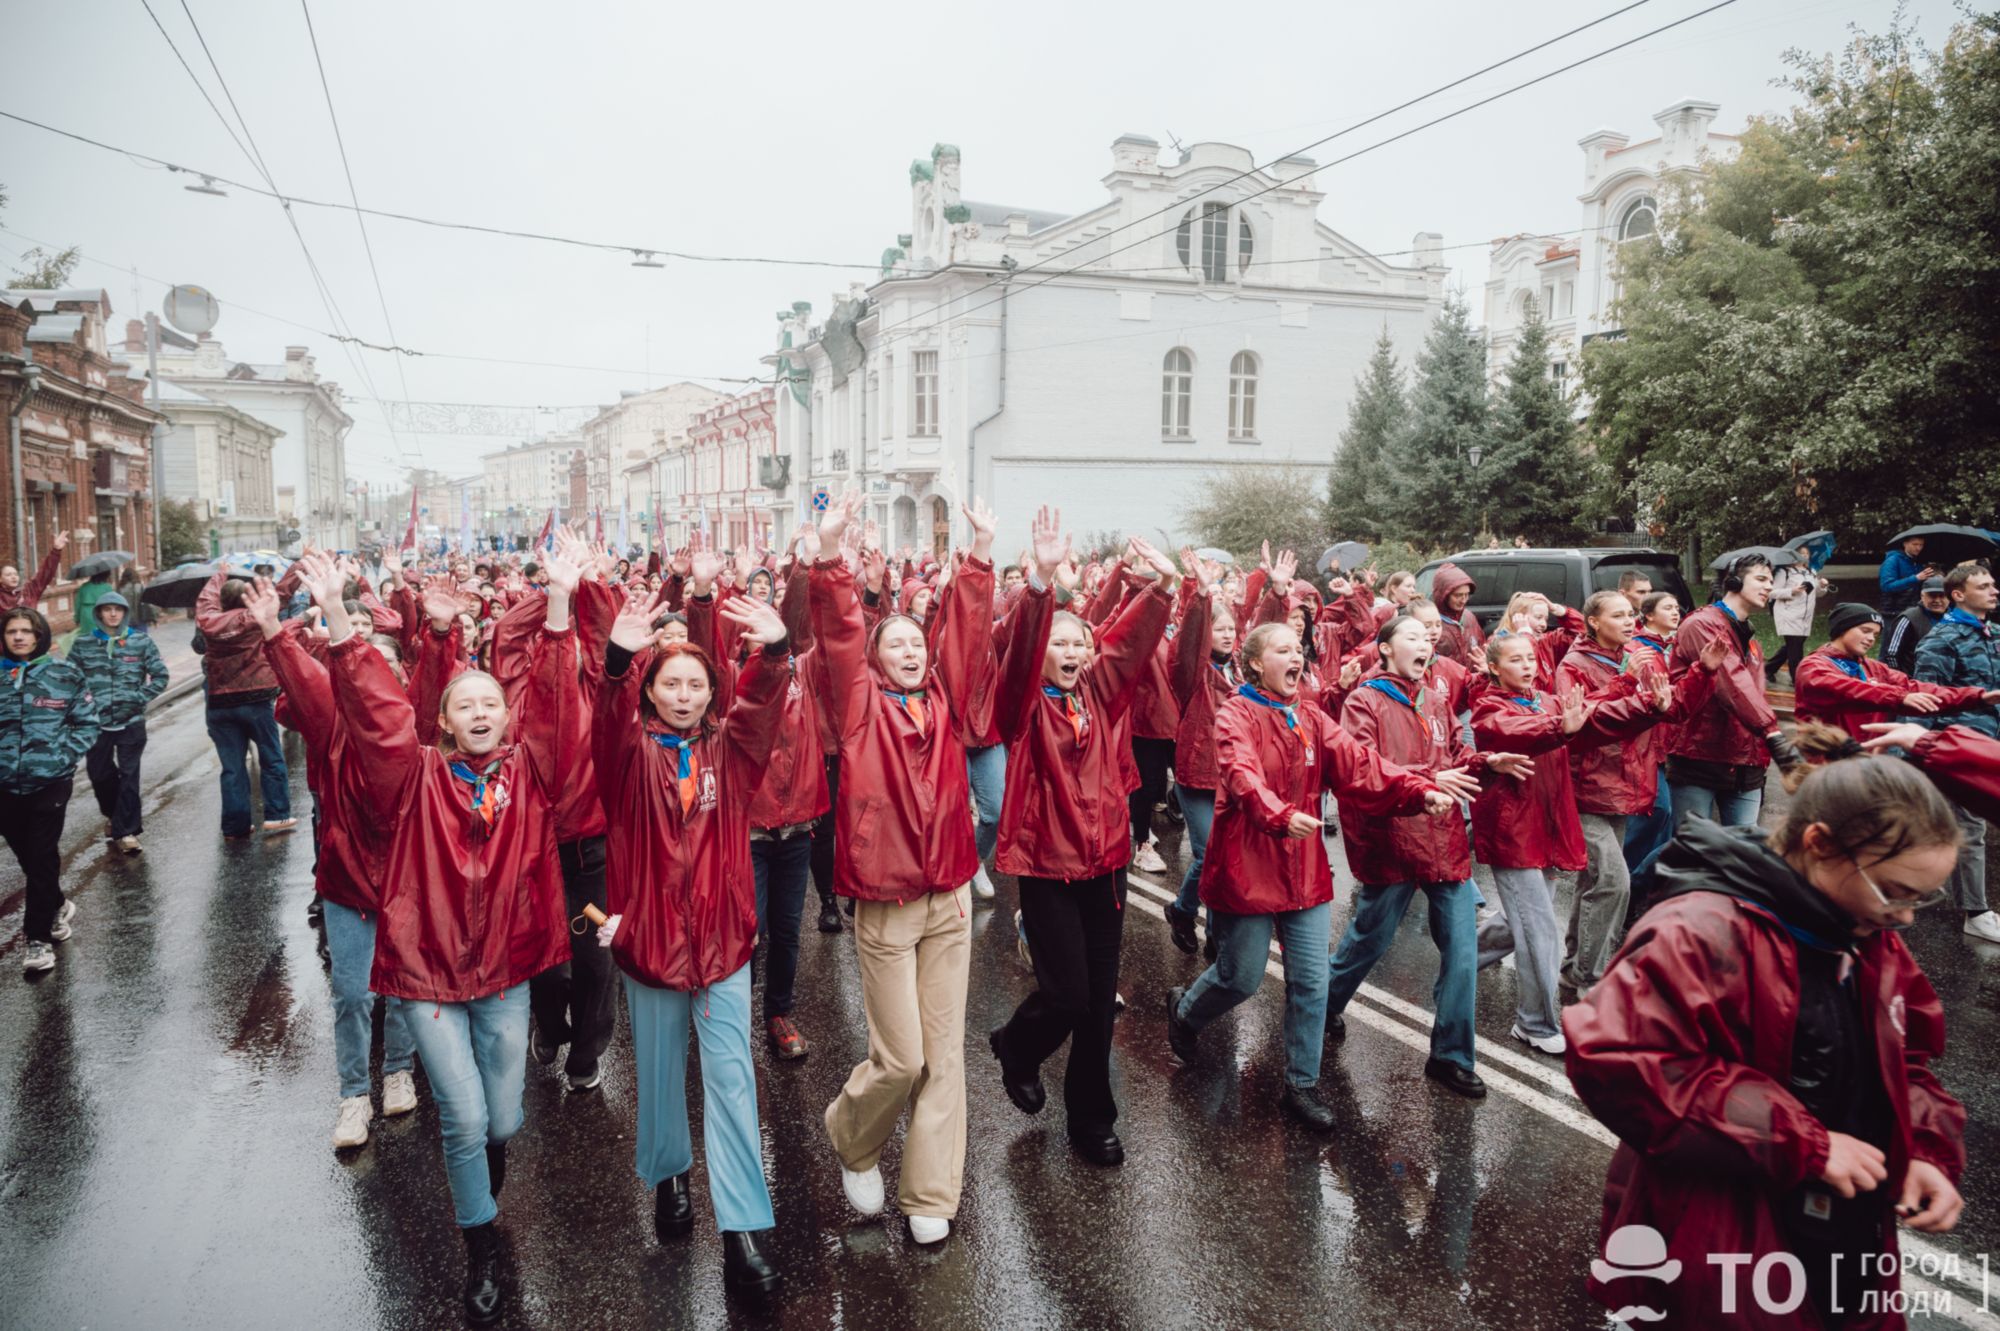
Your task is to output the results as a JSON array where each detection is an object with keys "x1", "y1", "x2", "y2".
[{"x1": 2, "y1": 0, "x2": 1960, "y2": 486}]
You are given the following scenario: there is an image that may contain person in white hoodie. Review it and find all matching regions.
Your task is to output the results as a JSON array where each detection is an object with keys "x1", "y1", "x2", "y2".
[{"x1": 1766, "y1": 560, "x2": 1825, "y2": 686}]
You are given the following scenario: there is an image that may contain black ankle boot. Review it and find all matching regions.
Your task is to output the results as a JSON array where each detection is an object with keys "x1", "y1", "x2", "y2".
[
  {"x1": 462, "y1": 1222, "x2": 503, "y2": 1325},
  {"x1": 722, "y1": 1230, "x2": 782, "y2": 1299},
  {"x1": 654, "y1": 1171, "x2": 694, "y2": 1241},
  {"x1": 485, "y1": 1142, "x2": 507, "y2": 1201}
]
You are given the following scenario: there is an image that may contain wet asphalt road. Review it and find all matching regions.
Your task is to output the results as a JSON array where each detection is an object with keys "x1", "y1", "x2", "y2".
[{"x1": 2, "y1": 691, "x2": 1998, "y2": 1330}]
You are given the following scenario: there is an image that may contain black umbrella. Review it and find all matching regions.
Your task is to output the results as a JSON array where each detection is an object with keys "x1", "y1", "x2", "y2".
[
  {"x1": 1317, "y1": 541, "x2": 1371, "y2": 576},
  {"x1": 1707, "y1": 546, "x2": 1798, "y2": 573},
  {"x1": 1887, "y1": 524, "x2": 1998, "y2": 571},
  {"x1": 68, "y1": 550, "x2": 135, "y2": 580},
  {"x1": 140, "y1": 561, "x2": 219, "y2": 610}
]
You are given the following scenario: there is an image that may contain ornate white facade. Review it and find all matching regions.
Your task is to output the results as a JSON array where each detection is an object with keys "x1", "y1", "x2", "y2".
[
  {"x1": 1484, "y1": 98, "x2": 1739, "y2": 395},
  {"x1": 767, "y1": 137, "x2": 1446, "y2": 554},
  {"x1": 580, "y1": 382, "x2": 726, "y2": 521}
]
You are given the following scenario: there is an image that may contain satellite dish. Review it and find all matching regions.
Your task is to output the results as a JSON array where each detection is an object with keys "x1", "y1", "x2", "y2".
[{"x1": 164, "y1": 284, "x2": 220, "y2": 337}]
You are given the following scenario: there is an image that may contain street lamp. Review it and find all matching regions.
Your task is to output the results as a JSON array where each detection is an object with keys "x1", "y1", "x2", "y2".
[
  {"x1": 184, "y1": 175, "x2": 228, "y2": 197},
  {"x1": 1467, "y1": 444, "x2": 1483, "y2": 468}
]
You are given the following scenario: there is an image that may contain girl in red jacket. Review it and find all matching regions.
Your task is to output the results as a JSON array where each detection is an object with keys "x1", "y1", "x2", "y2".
[
  {"x1": 1165, "y1": 619, "x2": 1470, "y2": 1131},
  {"x1": 987, "y1": 514, "x2": 1175, "y2": 1166},
  {"x1": 1566, "y1": 746, "x2": 1966, "y2": 1329},
  {"x1": 1326, "y1": 615, "x2": 1533, "y2": 1100},
  {"x1": 591, "y1": 580, "x2": 791, "y2": 1299},
  {"x1": 1555, "y1": 591, "x2": 1724, "y2": 996},
  {"x1": 1163, "y1": 552, "x2": 1238, "y2": 955},
  {"x1": 1473, "y1": 632, "x2": 1672, "y2": 1054},
  {"x1": 811, "y1": 491, "x2": 998, "y2": 1248},
  {"x1": 312, "y1": 546, "x2": 578, "y2": 1327}
]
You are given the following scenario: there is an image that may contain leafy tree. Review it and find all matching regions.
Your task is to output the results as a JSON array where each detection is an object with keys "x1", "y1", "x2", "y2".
[
  {"x1": 1183, "y1": 465, "x2": 1329, "y2": 563},
  {"x1": 1326, "y1": 328, "x2": 1405, "y2": 539},
  {"x1": 1484, "y1": 300, "x2": 1598, "y2": 544},
  {"x1": 1583, "y1": 11, "x2": 2000, "y2": 551},
  {"x1": 0, "y1": 184, "x2": 80, "y2": 289},
  {"x1": 1384, "y1": 293, "x2": 1490, "y2": 548},
  {"x1": 158, "y1": 499, "x2": 207, "y2": 565}
]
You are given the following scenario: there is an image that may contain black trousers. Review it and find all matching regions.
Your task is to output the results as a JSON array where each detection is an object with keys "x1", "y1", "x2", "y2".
[
  {"x1": 1128, "y1": 737, "x2": 1175, "y2": 846},
  {"x1": 998, "y1": 872, "x2": 1126, "y2": 1136},
  {"x1": 85, "y1": 720, "x2": 147, "y2": 839},
  {"x1": 1, "y1": 777, "x2": 72, "y2": 942},
  {"x1": 808, "y1": 754, "x2": 840, "y2": 907},
  {"x1": 1768, "y1": 635, "x2": 1807, "y2": 679},
  {"x1": 527, "y1": 835, "x2": 617, "y2": 1076}
]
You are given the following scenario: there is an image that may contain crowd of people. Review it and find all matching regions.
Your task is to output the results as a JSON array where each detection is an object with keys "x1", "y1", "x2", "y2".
[{"x1": 2, "y1": 508, "x2": 1997, "y2": 1328}]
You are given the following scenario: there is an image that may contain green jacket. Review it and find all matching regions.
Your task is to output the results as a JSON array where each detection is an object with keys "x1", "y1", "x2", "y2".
[
  {"x1": 0, "y1": 655, "x2": 100, "y2": 793},
  {"x1": 68, "y1": 627, "x2": 169, "y2": 730}
]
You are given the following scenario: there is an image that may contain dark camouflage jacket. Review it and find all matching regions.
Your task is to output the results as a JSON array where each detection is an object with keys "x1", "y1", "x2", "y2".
[
  {"x1": 68, "y1": 628, "x2": 169, "y2": 730},
  {"x1": 0, "y1": 655, "x2": 100, "y2": 793}
]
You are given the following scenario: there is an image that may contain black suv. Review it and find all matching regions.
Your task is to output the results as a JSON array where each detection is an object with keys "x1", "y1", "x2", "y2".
[{"x1": 1415, "y1": 548, "x2": 1694, "y2": 634}]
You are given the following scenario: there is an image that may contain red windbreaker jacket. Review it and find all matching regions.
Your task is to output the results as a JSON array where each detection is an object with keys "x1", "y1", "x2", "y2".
[
  {"x1": 994, "y1": 580, "x2": 1172, "y2": 881},
  {"x1": 1792, "y1": 647, "x2": 1986, "y2": 737},
  {"x1": 1668, "y1": 605, "x2": 1777, "y2": 769},
  {"x1": 267, "y1": 627, "x2": 388, "y2": 914},
  {"x1": 810, "y1": 555, "x2": 996, "y2": 900},
  {"x1": 1337, "y1": 671, "x2": 1491, "y2": 886},
  {"x1": 331, "y1": 623, "x2": 575, "y2": 1003},
  {"x1": 592, "y1": 641, "x2": 788, "y2": 991},
  {"x1": 1199, "y1": 690, "x2": 1431, "y2": 914},
  {"x1": 1168, "y1": 588, "x2": 1242, "y2": 792},
  {"x1": 489, "y1": 583, "x2": 611, "y2": 843},
  {"x1": 196, "y1": 571, "x2": 280, "y2": 698},
  {"x1": 1555, "y1": 641, "x2": 1716, "y2": 815}
]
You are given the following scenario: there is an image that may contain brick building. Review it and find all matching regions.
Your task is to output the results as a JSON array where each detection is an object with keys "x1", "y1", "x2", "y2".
[
  {"x1": 1, "y1": 289, "x2": 163, "y2": 631},
  {"x1": 681, "y1": 386, "x2": 780, "y2": 550}
]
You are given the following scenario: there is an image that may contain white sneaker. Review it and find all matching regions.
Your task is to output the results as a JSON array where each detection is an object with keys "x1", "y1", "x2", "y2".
[
  {"x1": 1014, "y1": 909, "x2": 1032, "y2": 966},
  {"x1": 49, "y1": 898, "x2": 76, "y2": 942},
  {"x1": 1964, "y1": 911, "x2": 2000, "y2": 943},
  {"x1": 971, "y1": 865, "x2": 996, "y2": 900},
  {"x1": 907, "y1": 1215, "x2": 950, "y2": 1245},
  {"x1": 381, "y1": 1070, "x2": 418, "y2": 1117},
  {"x1": 117, "y1": 835, "x2": 142, "y2": 855},
  {"x1": 332, "y1": 1094, "x2": 372, "y2": 1149},
  {"x1": 1511, "y1": 1023, "x2": 1566, "y2": 1056},
  {"x1": 1132, "y1": 841, "x2": 1168, "y2": 875},
  {"x1": 841, "y1": 1164, "x2": 884, "y2": 1218},
  {"x1": 21, "y1": 941, "x2": 55, "y2": 974}
]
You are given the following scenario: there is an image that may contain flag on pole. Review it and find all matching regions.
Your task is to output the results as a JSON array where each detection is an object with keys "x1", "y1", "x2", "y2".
[
  {"x1": 401, "y1": 487, "x2": 420, "y2": 552},
  {"x1": 618, "y1": 496, "x2": 629, "y2": 553},
  {"x1": 534, "y1": 507, "x2": 554, "y2": 551}
]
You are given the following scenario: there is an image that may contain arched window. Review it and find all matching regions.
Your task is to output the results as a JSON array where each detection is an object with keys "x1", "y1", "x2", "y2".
[
  {"x1": 1161, "y1": 348, "x2": 1193, "y2": 438},
  {"x1": 1618, "y1": 194, "x2": 1659, "y2": 242},
  {"x1": 1228, "y1": 351, "x2": 1258, "y2": 440},
  {"x1": 1237, "y1": 213, "x2": 1254, "y2": 275},
  {"x1": 1176, "y1": 203, "x2": 1244, "y2": 282}
]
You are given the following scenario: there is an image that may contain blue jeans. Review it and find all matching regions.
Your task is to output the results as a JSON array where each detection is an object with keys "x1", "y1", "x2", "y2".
[
  {"x1": 1667, "y1": 780, "x2": 1764, "y2": 832},
  {"x1": 1326, "y1": 879, "x2": 1478, "y2": 1072},
  {"x1": 966, "y1": 744, "x2": 1007, "y2": 864},
  {"x1": 624, "y1": 966, "x2": 775, "y2": 1232},
  {"x1": 1176, "y1": 901, "x2": 1332, "y2": 1088},
  {"x1": 751, "y1": 833, "x2": 812, "y2": 1019},
  {"x1": 324, "y1": 900, "x2": 415, "y2": 1099},
  {"x1": 205, "y1": 699, "x2": 291, "y2": 835},
  {"x1": 1622, "y1": 770, "x2": 1672, "y2": 875},
  {"x1": 394, "y1": 987, "x2": 529, "y2": 1228},
  {"x1": 1173, "y1": 784, "x2": 1215, "y2": 916}
]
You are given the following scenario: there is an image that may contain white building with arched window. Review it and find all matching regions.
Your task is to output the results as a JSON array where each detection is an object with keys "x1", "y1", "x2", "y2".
[
  {"x1": 1483, "y1": 99, "x2": 1738, "y2": 401},
  {"x1": 766, "y1": 137, "x2": 1447, "y2": 554}
]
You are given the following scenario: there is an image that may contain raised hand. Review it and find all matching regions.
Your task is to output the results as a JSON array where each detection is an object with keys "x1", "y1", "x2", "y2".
[
  {"x1": 544, "y1": 532, "x2": 583, "y2": 597},
  {"x1": 296, "y1": 550, "x2": 345, "y2": 610},
  {"x1": 1054, "y1": 552, "x2": 1082, "y2": 593},
  {"x1": 421, "y1": 576, "x2": 464, "y2": 630},
  {"x1": 961, "y1": 498, "x2": 998, "y2": 561},
  {"x1": 1128, "y1": 535, "x2": 1177, "y2": 581},
  {"x1": 797, "y1": 522, "x2": 823, "y2": 563},
  {"x1": 245, "y1": 576, "x2": 284, "y2": 640},
  {"x1": 1486, "y1": 752, "x2": 1536, "y2": 781},
  {"x1": 1179, "y1": 546, "x2": 1214, "y2": 594},
  {"x1": 667, "y1": 545, "x2": 692, "y2": 579},
  {"x1": 1560, "y1": 683, "x2": 1588, "y2": 734},
  {"x1": 732, "y1": 545, "x2": 758, "y2": 587},
  {"x1": 1259, "y1": 539, "x2": 1273, "y2": 573},
  {"x1": 1901, "y1": 691, "x2": 1944, "y2": 714},
  {"x1": 818, "y1": 489, "x2": 863, "y2": 548},
  {"x1": 689, "y1": 544, "x2": 725, "y2": 595},
  {"x1": 861, "y1": 545, "x2": 887, "y2": 594},
  {"x1": 1030, "y1": 505, "x2": 1066, "y2": 582},
  {"x1": 1270, "y1": 548, "x2": 1298, "y2": 593},
  {"x1": 52, "y1": 529, "x2": 69, "y2": 551},
  {"x1": 1699, "y1": 637, "x2": 1729, "y2": 672},
  {"x1": 720, "y1": 594, "x2": 786, "y2": 645},
  {"x1": 609, "y1": 586, "x2": 666, "y2": 652},
  {"x1": 1338, "y1": 655, "x2": 1366, "y2": 690}
]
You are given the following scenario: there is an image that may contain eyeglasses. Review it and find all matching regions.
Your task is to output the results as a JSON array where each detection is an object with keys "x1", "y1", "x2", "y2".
[{"x1": 1855, "y1": 860, "x2": 1951, "y2": 916}]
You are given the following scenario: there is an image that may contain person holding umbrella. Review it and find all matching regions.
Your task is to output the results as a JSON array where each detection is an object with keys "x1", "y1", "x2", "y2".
[
  {"x1": 0, "y1": 530, "x2": 67, "y2": 614},
  {"x1": 1766, "y1": 559, "x2": 1828, "y2": 686},
  {"x1": 1878, "y1": 535, "x2": 1939, "y2": 623},
  {"x1": 66, "y1": 590, "x2": 168, "y2": 853},
  {"x1": 196, "y1": 569, "x2": 297, "y2": 839}
]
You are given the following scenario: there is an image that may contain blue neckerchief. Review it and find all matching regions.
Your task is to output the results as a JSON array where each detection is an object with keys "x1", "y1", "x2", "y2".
[
  {"x1": 1236, "y1": 683, "x2": 1297, "y2": 730},
  {"x1": 1210, "y1": 655, "x2": 1242, "y2": 687},
  {"x1": 1577, "y1": 647, "x2": 1626, "y2": 673},
  {"x1": 1632, "y1": 633, "x2": 1669, "y2": 656},
  {"x1": 1730, "y1": 896, "x2": 1855, "y2": 959},
  {"x1": 886, "y1": 689, "x2": 928, "y2": 719},
  {"x1": 1830, "y1": 655, "x2": 1869, "y2": 681},
  {"x1": 648, "y1": 730, "x2": 695, "y2": 780},
  {"x1": 1943, "y1": 608, "x2": 1990, "y2": 636},
  {"x1": 1713, "y1": 600, "x2": 1741, "y2": 623},
  {"x1": 1360, "y1": 677, "x2": 1424, "y2": 712},
  {"x1": 448, "y1": 756, "x2": 505, "y2": 826},
  {"x1": 1509, "y1": 695, "x2": 1543, "y2": 713},
  {"x1": 4, "y1": 655, "x2": 44, "y2": 687}
]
